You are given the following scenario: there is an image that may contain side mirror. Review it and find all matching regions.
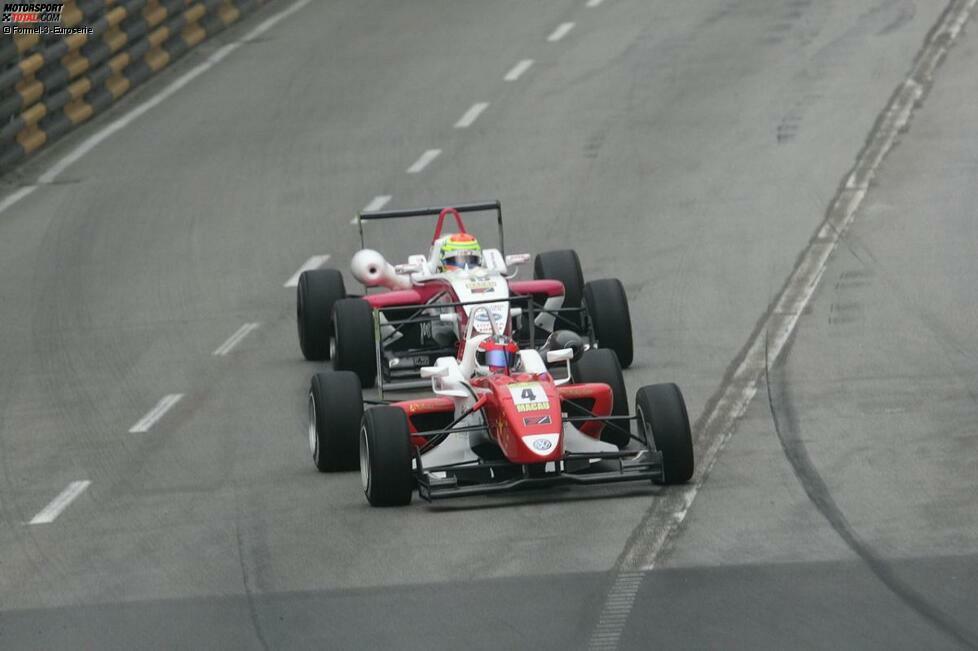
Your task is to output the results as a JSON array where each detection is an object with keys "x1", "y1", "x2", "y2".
[
  {"x1": 545, "y1": 330, "x2": 585, "y2": 361},
  {"x1": 546, "y1": 348, "x2": 574, "y2": 364},
  {"x1": 420, "y1": 366, "x2": 449, "y2": 378},
  {"x1": 505, "y1": 253, "x2": 530, "y2": 267},
  {"x1": 394, "y1": 263, "x2": 422, "y2": 274}
]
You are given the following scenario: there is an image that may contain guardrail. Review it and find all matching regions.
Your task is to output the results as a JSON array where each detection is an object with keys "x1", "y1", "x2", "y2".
[{"x1": 0, "y1": 0, "x2": 274, "y2": 170}]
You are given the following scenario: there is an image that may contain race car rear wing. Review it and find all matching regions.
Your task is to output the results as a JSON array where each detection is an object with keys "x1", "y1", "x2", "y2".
[{"x1": 356, "y1": 200, "x2": 505, "y2": 255}]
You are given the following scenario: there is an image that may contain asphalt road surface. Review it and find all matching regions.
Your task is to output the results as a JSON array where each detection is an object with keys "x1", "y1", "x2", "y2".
[{"x1": 0, "y1": 0, "x2": 976, "y2": 649}]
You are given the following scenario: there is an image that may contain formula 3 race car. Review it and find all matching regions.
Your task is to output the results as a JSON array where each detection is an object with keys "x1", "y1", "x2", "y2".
[
  {"x1": 295, "y1": 201, "x2": 634, "y2": 393},
  {"x1": 306, "y1": 308, "x2": 693, "y2": 506}
]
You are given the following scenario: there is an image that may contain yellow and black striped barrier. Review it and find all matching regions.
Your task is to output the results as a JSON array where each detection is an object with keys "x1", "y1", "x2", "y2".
[{"x1": 0, "y1": 0, "x2": 274, "y2": 169}]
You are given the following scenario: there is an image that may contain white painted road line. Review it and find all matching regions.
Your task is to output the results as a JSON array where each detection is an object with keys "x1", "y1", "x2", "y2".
[
  {"x1": 585, "y1": 1, "x2": 978, "y2": 648},
  {"x1": 618, "y1": 0, "x2": 978, "y2": 578},
  {"x1": 284, "y1": 254, "x2": 330, "y2": 288},
  {"x1": 213, "y1": 322, "x2": 261, "y2": 356},
  {"x1": 587, "y1": 571, "x2": 643, "y2": 650},
  {"x1": 547, "y1": 22, "x2": 575, "y2": 42},
  {"x1": 454, "y1": 102, "x2": 489, "y2": 129},
  {"x1": 586, "y1": 0, "x2": 606, "y2": 7},
  {"x1": 363, "y1": 195, "x2": 392, "y2": 212},
  {"x1": 0, "y1": 0, "x2": 312, "y2": 219},
  {"x1": 29, "y1": 481, "x2": 91, "y2": 525},
  {"x1": 406, "y1": 149, "x2": 441, "y2": 174},
  {"x1": 352, "y1": 195, "x2": 392, "y2": 224},
  {"x1": 129, "y1": 394, "x2": 184, "y2": 433},
  {"x1": 0, "y1": 186, "x2": 36, "y2": 216},
  {"x1": 504, "y1": 59, "x2": 534, "y2": 81}
]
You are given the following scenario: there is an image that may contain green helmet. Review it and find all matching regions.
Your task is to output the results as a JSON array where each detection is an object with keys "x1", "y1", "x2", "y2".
[{"x1": 440, "y1": 233, "x2": 482, "y2": 270}]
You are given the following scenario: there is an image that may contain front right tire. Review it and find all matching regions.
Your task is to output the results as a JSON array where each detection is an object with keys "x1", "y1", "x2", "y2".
[
  {"x1": 297, "y1": 268, "x2": 346, "y2": 361},
  {"x1": 360, "y1": 407, "x2": 414, "y2": 507},
  {"x1": 332, "y1": 298, "x2": 378, "y2": 388},
  {"x1": 309, "y1": 371, "x2": 363, "y2": 472}
]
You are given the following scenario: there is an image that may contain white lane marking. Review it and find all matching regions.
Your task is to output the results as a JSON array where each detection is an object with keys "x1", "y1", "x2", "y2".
[
  {"x1": 129, "y1": 394, "x2": 184, "y2": 433},
  {"x1": 587, "y1": 572, "x2": 643, "y2": 650},
  {"x1": 406, "y1": 149, "x2": 441, "y2": 174},
  {"x1": 213, "y1": 322, "x2": 261, "y2": 356},
  {"x1": 352, "y1": 195, "x2": 392, "y2": 224},
  {"x1": 363, "y1": 195, "x2": 392, "y2": 212},
  {"x1": 620, "y1": 0, "x2": 978, "y2": 577},
  {"x1": 29, "y1": 481, "x2": 91, "y2": 525},
  {"x1": 0, "y1": 0, "x2": 312, "y2": 217},
  {"x1": 586, "y1": 1, "x2": 978, "y2": 648},
  {"x1": 284, "y1": 254, "x2": 330, "y2": 288},
  {"x1": 0, "y1": 186, "x2": 37, "y2": 215},
  {"x1": 547, "y1": 22, "x2": 575, "y2": 42},
  {"x1": 454, "y1": 102, "x2": 489, "y2": 129},
  {"x1": 504, "y1": 59, "x2": 534, "y2": 81},
  {"x1": 586, "y1": 0, "x2": 606, "y2": 6}
]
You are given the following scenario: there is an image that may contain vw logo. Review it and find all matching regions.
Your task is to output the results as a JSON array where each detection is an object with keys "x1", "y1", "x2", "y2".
[{"x1": 532, "y1": 439, "x2": 553, "y2": 451}]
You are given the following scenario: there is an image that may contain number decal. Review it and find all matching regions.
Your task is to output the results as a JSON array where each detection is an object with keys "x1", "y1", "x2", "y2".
[{"x1": 509, "y1": 383, "x2": 549, "y2": 412}]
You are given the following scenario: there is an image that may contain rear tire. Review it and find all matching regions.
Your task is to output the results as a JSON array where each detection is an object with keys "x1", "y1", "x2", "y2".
[
  {"x1": 360, "y1": 407, "x2": 414, "y2": 507},
  {"x1": 636, "y1": 383, "x2": 693, "y2": 484},
  {"x1": 309, "y1": 372, "x2": 363, "y2": 472},
  {"x1": 584, "y1": 278, "x2": 634, "y2": 368},
  {"x1": 535, "y1": 249, "x2": 585, "y2": 332},
  {"x1": 333, "y1": 298, "x2": 378, "y2": 388},
  {"x1": 297, "y1": 269, "x2": 346, "y2": 361},
  {"x1": 570, "y1": 348, "x2": 630, "y2": 448}
]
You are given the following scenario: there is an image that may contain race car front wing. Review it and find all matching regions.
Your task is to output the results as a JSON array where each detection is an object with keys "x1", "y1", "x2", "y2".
[{"x1": 412, "y1": 412, "x2": 664, "y2": 501}]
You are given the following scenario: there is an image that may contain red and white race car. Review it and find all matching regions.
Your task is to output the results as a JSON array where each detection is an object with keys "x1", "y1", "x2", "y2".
[
  {"x1": 296, "y1": 202, "x2": 634, "y2": 394},
  {"x1": 307, "y1": 308, "x2": 693, "y2": 506}
]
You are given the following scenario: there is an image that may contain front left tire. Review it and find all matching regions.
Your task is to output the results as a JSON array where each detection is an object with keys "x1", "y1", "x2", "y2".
[
  {"x1": 535, "y1": 249, "x2": 585, "y2": 333},
  {"x1": 584, "y1": 278, "x2": 633, "y2": 368},
  {"x1": 570, "y1": 348, "x2": 630, "y2": 448},
  {"x1": 635, "y1": 383, "x2": 693, "y2": 484}
]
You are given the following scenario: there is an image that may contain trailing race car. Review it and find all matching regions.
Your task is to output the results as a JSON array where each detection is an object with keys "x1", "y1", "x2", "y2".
[
  {"x1": 306, "y1": 308, "x2": 694, "y2": 506},
  {"x1": 296, "y1": 201, "x2": 634, "y2": 393}
]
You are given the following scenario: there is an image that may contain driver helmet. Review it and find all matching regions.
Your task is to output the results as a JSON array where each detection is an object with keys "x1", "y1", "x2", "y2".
[
  {"x1": 476, "y1": 335, "x2": 520, "y2": 375},
  {"x1": 439, "y1": 233, "x2": 482, "y2": 271}
]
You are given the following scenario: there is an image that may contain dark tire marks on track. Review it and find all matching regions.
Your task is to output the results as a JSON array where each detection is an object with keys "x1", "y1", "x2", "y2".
[{"x1": 764, "y1": 331, "x2": 978, "y2": 649}]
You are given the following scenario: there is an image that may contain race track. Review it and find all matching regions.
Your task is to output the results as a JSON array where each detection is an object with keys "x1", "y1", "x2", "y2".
[{"x1": 0, "y1": 0, "x2": 976, "y2": 648}]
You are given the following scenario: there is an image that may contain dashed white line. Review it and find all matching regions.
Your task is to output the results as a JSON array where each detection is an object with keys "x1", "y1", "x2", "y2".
[
  {"x1": 406, "y1": 149, "x2": 441, "y2": 174},
  {"x1": 284, "y1": 254, "x2": 330, "y2": 288},
  {"x1": 363, "y1": 195, "x2": 392, "y2": 212},
  {"x1": 29, "y1": 481, "x2": 91, "y2": 525},
  {"x1": 547, "y1": 22, "x2": 575, "y2": 42},
  {"x1": 352, "y1": 195, "x2": 392, "y2": 224},
  {"x1": 586, "y1": 0, "x2": 606, "y2": 6},
  {"x1": 213, "y1": 322, "x2": 261, "y2": 356},
  {"x1": 454, "y1": 102, "x2": 489, "y2": 129},
  {"x1": 0, "y1": 0, "x2": 313, "y2": 219},
  {"x1": 129, "y1": 394, "x2": 184, "y2": 433},
  {"x1": 504, "y1": 59, "x2": 534, "y2": 81}
]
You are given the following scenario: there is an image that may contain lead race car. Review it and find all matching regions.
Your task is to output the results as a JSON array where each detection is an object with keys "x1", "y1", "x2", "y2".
[
  {"x1": 295, "y1": 201, "x2": 634, "y2": 394},
  {"x1": 307, "y1": 307, "x2": 694, "y2": 506}
]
